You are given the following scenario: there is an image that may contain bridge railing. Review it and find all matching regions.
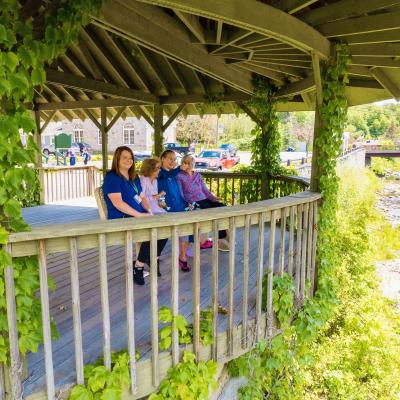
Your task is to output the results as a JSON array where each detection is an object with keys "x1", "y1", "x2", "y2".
[
  {"x1": 4, "y1": 191, "x2": 321, "y2": 399},
  {"x1": 39, "y1": 168, "x2": 309, "y2": 205}
]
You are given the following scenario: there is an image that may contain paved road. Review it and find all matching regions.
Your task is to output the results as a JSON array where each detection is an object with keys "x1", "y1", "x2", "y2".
[{"x1": 237, "y1": 151, "x2": 309, "y2": 166}]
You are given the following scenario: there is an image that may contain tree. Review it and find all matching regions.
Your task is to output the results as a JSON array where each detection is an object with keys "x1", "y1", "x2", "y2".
[{"x1": 175, "y1": 115, "x2": 216, "y2": 145}]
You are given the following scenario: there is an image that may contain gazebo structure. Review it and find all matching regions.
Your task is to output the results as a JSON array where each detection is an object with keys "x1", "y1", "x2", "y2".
[{"x1": 2, "y1": 1, "x2": 399, "y2": 399}]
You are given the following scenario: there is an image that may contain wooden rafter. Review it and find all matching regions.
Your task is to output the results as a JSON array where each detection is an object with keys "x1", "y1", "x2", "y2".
[
  {"x1": 95, "y1": 0, "x2": 254, "y2": 93},
  {"x1": 276, "y1": 75, "x2": 315, "y2": 98},
  {"x1": 317, "y1": 11, "x2": 400, "y2": 37},
  {"x1": 45, "y1": 69, "x2": 158, "y2": 103},
  {"x1": 301, "y1": 0, "x2": 400, "y2": 26},
  {"x1": 174, "y1": 10, "x2": 206, "y2": 43},
  {"x1": 275, "y1": 0, "x2": 319, "y2": 14},
  {"x1": 349, "y1": 43, "x2": 400, "y2": 57},
  {"x1": 134, "y1": 0, "x2": 330, "y2": 57},
  {"x1": 370, "y1": 67, "x2": 400, "y2": 99},
  {"x1": 343, "y1": 29, "x2": 400, "y2": 45},
  {"x1": 351, "y1": 56, "x2": 400, "y2": 68}
]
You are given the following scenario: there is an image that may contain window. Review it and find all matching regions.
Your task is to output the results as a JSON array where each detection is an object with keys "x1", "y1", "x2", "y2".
[
  {"x1": 123, "y1": 126, "x2": 135, "y2": 145},
  {"x1": 73, "y1": 128, "x2": 83, "y2": 143},
  {"x1": 97, "y1": 129, "x2": 102, "y2": 145}
]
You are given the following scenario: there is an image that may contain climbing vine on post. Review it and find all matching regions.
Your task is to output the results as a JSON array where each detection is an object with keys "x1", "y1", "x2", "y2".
[
  {"x1": 0, "y1": 0, "x2": 102, "y2": 365},
  {"x1": 248, "y1": 76, "x2": 282, "y2": 175},
  {"x1": 312, "y1": 44, "x2": 351, "y2": 307}
]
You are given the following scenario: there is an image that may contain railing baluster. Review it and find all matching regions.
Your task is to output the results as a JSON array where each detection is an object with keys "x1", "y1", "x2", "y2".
[
  {"x1": 255, "y1": 212, "x2": 265, "y2": 342},
  {"x1": 239, "y1": 178, "x2": 243, "y2": 204},
  {"x1": 227, "y1": 216, "x2": 236, "y2": 357},
  {"x1": 300, "y1": 203, "x2": 309, "y2": 300},
  {"x1": 288, "y1": 206, "x2": 295, "y2": 276},
  {"x1": 217, "y1": 178, "x2": 220, "y2": 198},
  {"x1": 150, "y1": 228, "x2": 159, "y2": 386},
  {"x1": 231, "y1": 178, "x2": 235, "y2": 205},
  {"x1": 224, "y1": 178, "x2": 228, "y2": 204},
  {"x1": 311, "y1": 200, "x2": 318, "y2": 294},
  {"x1": 171, "y1": 226, "x2": 180, "y2": 366},
  {"x1": 307, "y1": 202, "x2": 313, "y2": 285},
  {"x1": 193, "y1": 223, "x2": 201, "y2": 362},
  {"x1": 125, "y1": 231, "x2": 137, "y2": 393},
  {"x1": 0, "y1": 363, "x2": 5, "y2": 400},
  {"x1": 98, "y1": 233, "x2": 111, "y2": 370},
  {"x1": 38, "y1": 240, "x2": 55, "y2": 400},
  {"x1": 266, "y1": 210, "x2": 277, "y2": 339},
  {"x1": 4, "y1": 245, "x2": 23, "y2": 400},
  {"x1": 69, "y1": 237, "x2": 84, "y2": 385},
  {"x1": 295, "y1": 204, "x2": 303, "y2": 298},
  {"x1": 242, "y1": 214, "x2": 250, "y2": 349},
  {"x1": 211, "y1": 220, "x2": 219, "y2": 361},
  {"x1": 278, "y1": 207, "x2": 287, "y2": 276}
]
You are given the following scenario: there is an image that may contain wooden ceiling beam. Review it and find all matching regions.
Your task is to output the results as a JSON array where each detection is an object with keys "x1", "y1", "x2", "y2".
[
  {"x1": 275, "y1": 0, "x2": 319, "y2": 14},
  {"x1": 370, "y1": 67, "x2": 400, "y2": 99},
  {"x1": 159, "y1": 92, "x2": 250, "y2": 104},
  {"x1": 347, "y1": 65, "x2": 372, "y2": 77},
  {"x1": 133, "y1": 0, "x2": 330, "y2": 57},
  {"x1": 245, "y1": 61, "x2": 305, "y2": 78},
  {"x1": 351, "y1": 56, "x2": 400, "y2": 68},
  {"x1": 342, "y1": 29, "x2": 400, "y2": 45},
  {"x1": 349, "y1": 43, "x2": 400, "y2": 57},
  {"x1": 317, "y1": 11, "x2": 400, "y2": 37},
  {"x1": 301, "y1": 0, "x2": 400, "y2": 26},
  {"x1": 95, "y1": 0, "x2": 254, "y2": 93},
  {"x1": 45, "y1": 69, "x2": 158, "y2": 103},
  {"x1": 216, "y1": 21, "x2": 223, "y2": 44},
  {"x1": 36, "y1": 98, "x2": 145, "y2": 111},
  {"x1": 276, "y1": 75, "x2": 315, "y2": 97},
  {"x1": 235, "y1": 63, "x2": 286, "y2": 84},
  {"x1": 174, "y1": 10, "x2": 206, "y2": 43},
  {"x1": 251, "y1": 58, "x2": 311, "y2": 69}
]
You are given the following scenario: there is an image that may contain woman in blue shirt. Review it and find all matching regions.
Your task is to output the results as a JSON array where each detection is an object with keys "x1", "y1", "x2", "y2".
[
  {"x1": 158, "y1": 150, "x2": 194, "y2": 271},
  {"x1": 103, "y1": 146, "x2": 167, "y2": 285}
]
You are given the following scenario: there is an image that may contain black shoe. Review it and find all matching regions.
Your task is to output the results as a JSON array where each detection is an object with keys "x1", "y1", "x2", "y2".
[
  {"x1": 157, "y1": 260, "x2": 161, "y2": 277},
  {"x1": 133, "y1": 267, "x2": 145, "y2": 285}
]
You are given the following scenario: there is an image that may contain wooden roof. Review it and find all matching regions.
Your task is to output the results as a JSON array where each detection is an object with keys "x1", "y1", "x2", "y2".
[{"x1": 35, "y1": 0, "x2": 400, "y2": 121}]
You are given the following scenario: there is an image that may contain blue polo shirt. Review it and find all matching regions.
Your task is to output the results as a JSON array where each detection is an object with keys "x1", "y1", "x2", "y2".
[
  {"x1": 158, "y1": 167, "x2": 187, "y2": 212},
  {"x1": 103, "y1": 171, "x2": 146, "y2": 219}
]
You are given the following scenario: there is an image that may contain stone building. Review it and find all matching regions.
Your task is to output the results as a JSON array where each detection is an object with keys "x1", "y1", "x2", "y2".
[{"x1": 41, "y1": 116, "x2": 176, "y2": 153}]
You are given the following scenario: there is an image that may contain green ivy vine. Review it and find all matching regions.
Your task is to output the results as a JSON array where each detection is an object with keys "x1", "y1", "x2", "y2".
[
  {"x1": 228, "y1": 44, "x2": 351, "y2": 399},
  {"x1": 248, "y1": 76, "x2": 282, "y2": 175},
  {"x1": 0, "y1": 0, "x2": 102, "y2": 365},
  {"x1": 198, "y1": 92, "x2": 225, "y2": 118}
]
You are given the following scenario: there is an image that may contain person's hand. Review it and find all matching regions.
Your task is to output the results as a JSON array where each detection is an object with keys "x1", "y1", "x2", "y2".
[
  {"x1": 159, "y1": 191, "x2": 166, "y2": 196},
  {"x1": 214, "y1": 196, "x2": 222, "y2": 202}
]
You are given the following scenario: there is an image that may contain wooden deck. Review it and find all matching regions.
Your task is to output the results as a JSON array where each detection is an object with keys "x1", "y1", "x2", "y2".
[{"x1": 21, "y1": 197, "x2": 289, "y2": 396}]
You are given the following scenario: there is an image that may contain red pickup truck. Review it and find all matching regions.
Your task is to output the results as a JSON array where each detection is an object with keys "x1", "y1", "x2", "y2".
[{"x1": 194, "y1": 149, "x2": 240, "y2": 171}]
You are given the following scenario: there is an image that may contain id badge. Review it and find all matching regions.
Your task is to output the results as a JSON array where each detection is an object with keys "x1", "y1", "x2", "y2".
[{"x1": 134, "y1": 194, "x2": 142, "y2": 204}]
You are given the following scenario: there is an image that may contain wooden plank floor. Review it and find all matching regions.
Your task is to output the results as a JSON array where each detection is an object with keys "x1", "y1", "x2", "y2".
[{"x1": 22, "y1": 198, "x2": 290, "y2": 396}]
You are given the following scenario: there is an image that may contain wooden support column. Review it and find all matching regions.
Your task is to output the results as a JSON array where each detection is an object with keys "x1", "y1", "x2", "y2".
[
  {"x1": 153, "y1": 104, "x2": 163, "y2": 156},
  {"x1": 101, "y1": 107, "x2": 108, "y2": 176},
  {"x1": 310, "y1": 51, "x2": 324, "y2": 192},
  {"x1": 34, "y1": 111, "x2": 55, "y2": 204}
]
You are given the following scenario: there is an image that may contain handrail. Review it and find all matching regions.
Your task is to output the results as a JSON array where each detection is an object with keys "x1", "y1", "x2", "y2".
[{"x1": 8, "y1": 191, "x2": 321, "y2": 399}]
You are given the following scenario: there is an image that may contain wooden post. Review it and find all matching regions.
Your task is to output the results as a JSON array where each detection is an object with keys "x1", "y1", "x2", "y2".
[
  {"x1": 153, "y1": 104, "x2": 163, "y2": 156},
  {"x1": 101, "y1": 107, "x2": 108, "y2": 176},
  {"x1": 4, "y1": 245, "x2": 23, "y2": 400},
  {"x1": 34, "y1": 112, "x2": 46, "y2": 204},
  {"x1": 211, "y1": 220, "x2": 219, "y2": 360},
  {"x1": 310, "y1": 51, "x2": 324, "y2": 192}
]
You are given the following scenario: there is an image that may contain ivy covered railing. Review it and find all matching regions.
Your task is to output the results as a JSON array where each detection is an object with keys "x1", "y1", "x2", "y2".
[{"x1": 4, "y1": 191, "x2": 320, "y2": 399}]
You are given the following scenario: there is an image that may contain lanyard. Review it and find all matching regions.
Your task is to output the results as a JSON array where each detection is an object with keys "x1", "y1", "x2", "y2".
[{"x1": 127, "y1": 179, "x2": 139, "y2": 195}]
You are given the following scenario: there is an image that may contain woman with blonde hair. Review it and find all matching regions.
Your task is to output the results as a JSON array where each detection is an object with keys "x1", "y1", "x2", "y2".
[{"x1": 140, "y1": 158, "x2": 167, "y2": 215}]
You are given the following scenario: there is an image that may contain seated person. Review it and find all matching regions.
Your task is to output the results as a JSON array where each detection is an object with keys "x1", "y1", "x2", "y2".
[
  {"x1": 177, "y1": 155, "x2": 229, "y2": 251},
  {"x1": 140, "y1": 158, "x2": 167, "y2": 215},
  {"x1": 103, "y1": 146, "x2": 167, "y2": 285},
  {"x1": 158, "y1": 150, "x2": 193, "y2": 271}
]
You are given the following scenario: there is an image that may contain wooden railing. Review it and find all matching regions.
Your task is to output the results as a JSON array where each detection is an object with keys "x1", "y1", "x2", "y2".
[
  {"x1": 40, "y1": 168, "x2": 309, "y2": 206},
  {"x1": 4, "y1": 191, "x2": 320, "y2": 399},
  {"x1": 202, "y1": 172, "x2": 309, "y2": 205},
  {"x1": 40, "y1": 166, "x2": 102, "y2": 203}
]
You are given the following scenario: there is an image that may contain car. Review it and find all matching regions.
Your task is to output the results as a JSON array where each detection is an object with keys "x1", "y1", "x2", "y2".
[
  {"x1": 164, "y1": 142, "x2": 190, "y2": 154},
  {"x1": 219, "y1": 143, "x2": 237, "y2": 156},
  {"x1": 286, "y1": 146, "x2": 295, "y2": 152},
  {"x1": 42, "y1": 143, "x2": 55, "y2": 156},
  {"x1": 194, "y1": 149, "x2": 240, "y2": 171}
]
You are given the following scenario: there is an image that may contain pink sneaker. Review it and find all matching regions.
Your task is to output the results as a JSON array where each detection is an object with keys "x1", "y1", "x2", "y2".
[
  {"x1": 179, "y1": 259, "x2": 191, "y2": 272},
  {"x1": 200, "y1": 239, "x2": 213, "y2": 249}
]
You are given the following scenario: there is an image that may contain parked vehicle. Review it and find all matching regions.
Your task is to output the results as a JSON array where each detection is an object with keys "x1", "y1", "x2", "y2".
[
  {"x1": 194, "y1": 149, "x2": 240, "y2": 171},
  {"x1": 42, "y1": 142, "x2": 92, "y2": 156},
  {"x1": 164, "y1": 142, "x2": 190, "y2": 154},
  {"x1": 219, "y1": 143, "x2": 237, "y2": 156},
  {"x1": 42, "y1": 143, "x2": 55, "y2": 156}
]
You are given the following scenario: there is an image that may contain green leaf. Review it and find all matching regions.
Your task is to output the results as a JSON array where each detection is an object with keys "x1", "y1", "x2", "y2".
[
  {"x1": 158, "y1": 306, "x2": 173, "y2": 323},
  {"x1": 100, "y1": 387, "x2": 122, "y2": 400},
  {"x1": 160, "y1": 325, "x2": 172, "y2": 339},
  {"x1": 87, "y1": 366, "x2": 109, "y2": 393},
  {"x1": 9, "y1": 71, "x2": 29, "y2": 91},
  {"x1": 31, "y1": 68, "x2": 46, "y2": 86},
  {"x1": 4, "y1": 52, "x2": 19, "y2": 71},
  {"x1": 4, "y1": 199, "x2": 21, "y2": 218},
  {"x1": 0, "y1": 226, "x2": 9, "y2": 244},
  {"x1": 69, "y1": 385, "x2": 94, "y2": 400},
  {"x1": 0, "y1": 24, "x2": 7, "y2": 43}
]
